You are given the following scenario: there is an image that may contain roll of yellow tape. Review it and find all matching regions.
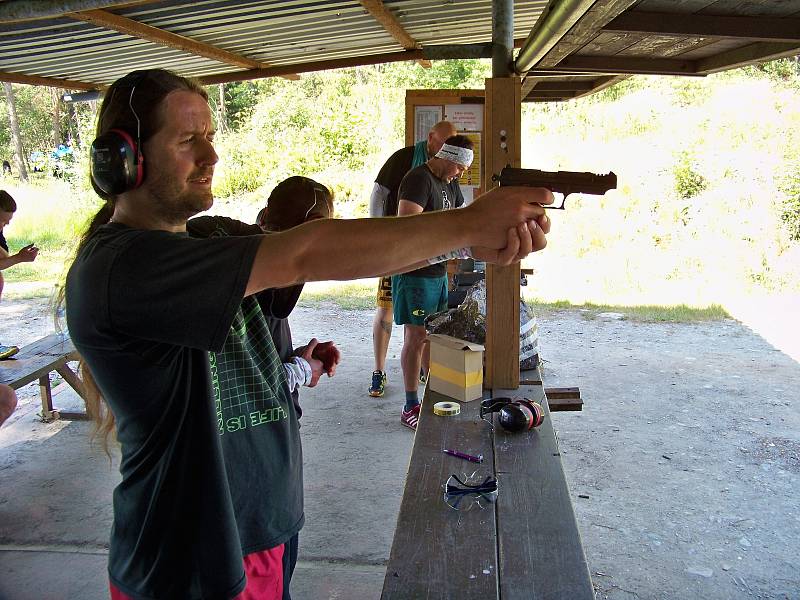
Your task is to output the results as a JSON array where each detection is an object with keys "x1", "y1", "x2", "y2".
[{"x1": 433, "y1": 401, "x2": 461, "y2": 416}]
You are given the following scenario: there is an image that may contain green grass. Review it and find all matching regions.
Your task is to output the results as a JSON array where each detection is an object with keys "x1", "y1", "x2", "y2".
[
  {"x1": 525, "y1": 297, "x2": 730, "y2": 322},
  {"x1": 298, "y1": 281, "x2": 376, "y2": 310},
  {"x1": 2, "y1": 281, "x2": 59, "y2": 300},
  {"x1": 294, "y1": 280, "x2": 731, "y2": 322}
]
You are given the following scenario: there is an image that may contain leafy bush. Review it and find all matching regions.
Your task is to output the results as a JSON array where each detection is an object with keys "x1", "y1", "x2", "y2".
[
  {"x1": 779, "y1": 171, "x2": 800, "y2": 241},
  {"x1": 673, "y1": 151, "x2": 707, "y2": 199}
]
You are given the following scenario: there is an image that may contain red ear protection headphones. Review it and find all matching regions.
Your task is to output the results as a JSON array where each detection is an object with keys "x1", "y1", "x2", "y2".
[
  {"x1": 480, "y1": 397, "x2": 545, "y2": 432},
  {"x1": 90, "y1": 75, "x2": 145, "y2": 195}
]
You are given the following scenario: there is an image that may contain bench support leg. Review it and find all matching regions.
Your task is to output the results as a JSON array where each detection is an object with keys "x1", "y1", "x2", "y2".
[
  {"x1": 53, "y1": 364, "x2": 91, "y2": 421},
  {"x1": 38, "y1": 375, "x2": 59, "y2": 422}
]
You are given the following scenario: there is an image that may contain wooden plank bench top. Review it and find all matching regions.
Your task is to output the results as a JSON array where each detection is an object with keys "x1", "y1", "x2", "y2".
[
  {"x1": 0, "y1": 333, "x2": 88, "y2": 421},
  {"x1": 381, "y1": 369, "x2": 593, "y2": 599}
]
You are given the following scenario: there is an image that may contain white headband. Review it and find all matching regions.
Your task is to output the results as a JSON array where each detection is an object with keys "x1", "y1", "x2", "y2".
[{"x1": 435, "y1": 143, "x2": 474, "y2": 168}]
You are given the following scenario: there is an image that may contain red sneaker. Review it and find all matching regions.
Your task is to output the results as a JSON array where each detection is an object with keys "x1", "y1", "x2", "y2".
[{"x1": 401, "y1": 404, "x2": 421, "y2": 430}]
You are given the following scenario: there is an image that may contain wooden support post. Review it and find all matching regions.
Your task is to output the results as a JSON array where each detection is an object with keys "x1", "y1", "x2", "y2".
[
  {"x1": 484, "y1": 76, "x2": 521, "y2": 389},
  {"x1": 38, "y1": 375, "x2": 58, "y2": 422}
]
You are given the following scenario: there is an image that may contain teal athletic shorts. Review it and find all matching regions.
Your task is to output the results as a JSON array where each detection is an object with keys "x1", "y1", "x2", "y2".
[{"x1": 391, "y1": 274, "x2": 448, "y2": 326}]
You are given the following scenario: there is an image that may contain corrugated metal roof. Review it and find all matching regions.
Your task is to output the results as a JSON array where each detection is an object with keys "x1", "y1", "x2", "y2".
[
  {"x1": 0, "y1": 0, "x2": 548, "y2": 87},
  {"x1": 2, "y1": 0, "x2": 798, "y2": 101}
]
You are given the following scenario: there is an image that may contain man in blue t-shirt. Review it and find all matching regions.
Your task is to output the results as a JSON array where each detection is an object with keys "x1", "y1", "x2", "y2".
[
  {"x1": 392, "y1": 135, "x2": 473, "y2": 430},
  {"x1": 65, "y1": 69, "x2": 552, "y2": 600}
]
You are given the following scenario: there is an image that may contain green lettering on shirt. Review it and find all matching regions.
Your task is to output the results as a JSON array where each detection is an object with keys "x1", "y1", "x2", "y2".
[
  {"x1": 209, "y1": 353, "x2": 224, "y2": 435},
  {"x1": 250, "y1": 406, "x2": 288, "y2": 427}
]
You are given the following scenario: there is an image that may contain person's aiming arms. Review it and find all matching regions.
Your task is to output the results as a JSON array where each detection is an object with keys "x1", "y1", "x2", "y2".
[{"x1": 64, "y1": 68, "x2": 551, "y2": 600}]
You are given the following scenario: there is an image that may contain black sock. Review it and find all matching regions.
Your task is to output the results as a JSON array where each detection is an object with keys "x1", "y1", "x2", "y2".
[{"x1": 404, "y1": 391, "x2": 419, "y2": 412}]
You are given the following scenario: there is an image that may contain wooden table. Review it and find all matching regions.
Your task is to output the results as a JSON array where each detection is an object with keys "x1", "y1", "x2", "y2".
[
  {"x1": 381, "y1": 370, "x2": 593, "y2": 599},
  {"x1": 0, "y1": 333, "x2": 88, "y2": 421}
]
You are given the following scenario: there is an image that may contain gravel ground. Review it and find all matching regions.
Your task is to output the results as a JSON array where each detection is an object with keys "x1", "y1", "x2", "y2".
[{"x1": 1, "y1": 292, "x2": 798, "y2": 599}]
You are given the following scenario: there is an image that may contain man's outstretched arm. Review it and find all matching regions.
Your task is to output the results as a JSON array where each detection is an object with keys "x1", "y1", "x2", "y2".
[{"x1": 245, "y1": 186, "x2": 553, "y2": 296}]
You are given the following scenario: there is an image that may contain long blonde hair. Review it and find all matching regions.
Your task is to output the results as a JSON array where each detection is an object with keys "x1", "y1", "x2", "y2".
[{"x1": 58, "y1": 69, "x2": 208, "y2": 454}]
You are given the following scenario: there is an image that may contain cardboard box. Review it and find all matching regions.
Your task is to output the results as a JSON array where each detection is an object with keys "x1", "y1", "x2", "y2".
[{"x1": 428, "y1": 334, "x2": 484, "y2": 402}]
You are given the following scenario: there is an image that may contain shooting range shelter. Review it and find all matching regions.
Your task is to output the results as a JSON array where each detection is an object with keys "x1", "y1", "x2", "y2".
[
  {"x1": 2, "y1": 1, "x2": 799, "y2": 598},
  {"x1": 3, "y1": 0, "x2": 799, "y2": 388}
]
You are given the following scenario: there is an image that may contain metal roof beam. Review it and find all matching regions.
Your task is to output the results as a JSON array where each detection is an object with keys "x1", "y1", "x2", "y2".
[
  {"x1": 358, "y1": 0, "x2": 431, "y2": 68},
  {"x1": 514, "y1": 0, "x2": 597, "y2": 74},
  {"x1": 0, "y1": 0, "x2": 156, "y2": 23},
  {"x1": 603, "y1": 12, "x2": 800, "y2": 44},
  {"x1": 0, "y1": 70, "x2": 99, "y2": 90},
  {"x1": 67, "y1": 8, "x2": 300, "y2": 80},
  {"x1": 492, "y1": 0, "x2": 514, "y2": 77}
]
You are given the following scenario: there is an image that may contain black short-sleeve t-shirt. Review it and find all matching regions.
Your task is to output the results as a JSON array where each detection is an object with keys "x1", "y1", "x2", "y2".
[
  {"x1": 0, "y1": 231, "x2": 8, "y2": 253},
  {"x1": 397, "y1": 164, "x2": 465, "y2": 278},
  {"x1": 187, "y1": 216, "x2": 304, "y2": 415},
  {"x1": 66, "y1": 223, "x2": 303, "y2": 599},
  {"x1": 375, "y1": 145, "x2": 414, "y2": 218}
]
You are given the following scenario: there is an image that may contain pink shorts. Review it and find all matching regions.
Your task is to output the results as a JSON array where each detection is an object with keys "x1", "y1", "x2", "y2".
[{"x1": 109, "y1": 544, "x2": 285, "y2": 600}]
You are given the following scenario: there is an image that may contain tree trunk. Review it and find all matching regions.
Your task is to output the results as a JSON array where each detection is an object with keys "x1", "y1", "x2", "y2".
[
  {"x1": 66, "y1": 100, "x2": 81, "y2": 146},
  {"x1": 51, "y1": 87, "x2": 62, "y2": 147},
  {"x1": 2, "y1": 82, "x2": 28, "y2": 181},
  {"x1": 217, "y1": 83, "x2": 226, "y2": 133}
]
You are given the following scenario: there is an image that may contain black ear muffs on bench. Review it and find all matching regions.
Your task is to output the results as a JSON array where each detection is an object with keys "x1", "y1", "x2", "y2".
[{"x1": 480, "y1": 397, "x2": 544, "y2": 432}]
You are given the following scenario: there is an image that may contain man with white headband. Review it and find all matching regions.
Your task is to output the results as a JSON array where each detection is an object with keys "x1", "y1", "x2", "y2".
[
  {"x1": 392, "y1": 134, "x2": 474, "y2": 430},
  {"x1": 368, "y1": 121, "x2": 457, "y2": 399}
]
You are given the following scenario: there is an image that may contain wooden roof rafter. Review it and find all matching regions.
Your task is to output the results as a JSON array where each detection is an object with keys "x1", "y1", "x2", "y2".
[
  {"x1": 0, "y1": 70, "x2": 99, "y2": 91},
  {"x1": 521, "y1": 73, "x2": 626, "y2": 102},
  {"x1": 547, "y1": 55, "x2": 701, "y2": 75},
  {"x1": 602, "y1": 12, "x2": 800, "y2": 44},
  {"x1": 66, "y1": 8, "x2": 300, "y2": 80},
  {"x1": 358, "y1": 0, "x2": 432, "y2": 68},
  {"x1": 198, "y1": 50, "x2": 425, "y2": 86}
]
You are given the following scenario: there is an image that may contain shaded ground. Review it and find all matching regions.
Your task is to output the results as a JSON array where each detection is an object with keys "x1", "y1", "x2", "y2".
[{"x1": 1, "y1": 291, "x2": 798, "y2": 599}]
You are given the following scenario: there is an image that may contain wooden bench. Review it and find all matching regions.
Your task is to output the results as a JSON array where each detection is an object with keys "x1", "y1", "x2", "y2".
[
  {"x1": 381, "y1": 369, "x2": 593, "y2": 599},
  {"x1": 0, "y1": 333, "x2": 88, "y2": 422}
]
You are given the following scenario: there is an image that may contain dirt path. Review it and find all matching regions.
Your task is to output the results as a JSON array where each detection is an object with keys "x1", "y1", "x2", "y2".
[{"x1": 1, "y1": 292, "x2": 799, "y2": 599}]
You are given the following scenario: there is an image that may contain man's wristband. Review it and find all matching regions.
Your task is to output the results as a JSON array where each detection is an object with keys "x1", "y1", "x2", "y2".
[{"x1": 426, "y1": 247, "x2": 472, "y2": 265}]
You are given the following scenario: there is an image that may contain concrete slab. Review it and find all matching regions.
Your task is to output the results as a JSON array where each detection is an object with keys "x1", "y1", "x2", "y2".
[
  {"x1": 2, "y1": 301, "x2": 798, "y2": 599},
  {"x1": 0, "y1": 548, "x2": 109, "y2": 600},
  {"x1": 0, "y1": 307, "x2": 412, "y2": 599}
]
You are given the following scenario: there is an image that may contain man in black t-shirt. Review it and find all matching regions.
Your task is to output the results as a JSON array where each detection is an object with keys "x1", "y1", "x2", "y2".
[
  {"x1": 188, "y1": 176, "x2": 340, "y2": 418},
  {"x1": 0, "y1": 190, "x2": 38, "y2": 359},
  {"x1": 391, "y1": 135, "x2": 473, "y2": 430},
  {"x1": 367, "y1": 121, "x2": 456, "y2": 398},
  {"x1": 65, "y1": 69, "x2": 551, "y2": 600}
]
